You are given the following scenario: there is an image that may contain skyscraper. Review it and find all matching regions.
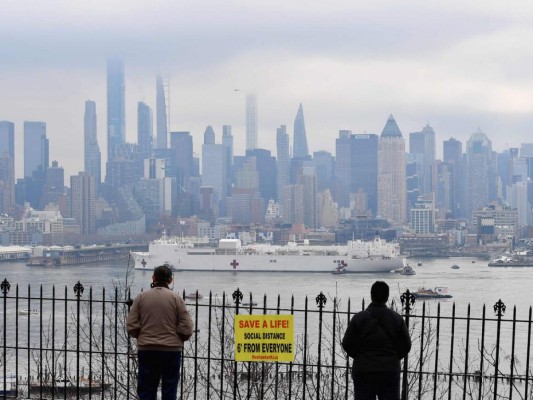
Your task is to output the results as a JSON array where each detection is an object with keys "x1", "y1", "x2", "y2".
[
  {"x1": 202, "y1": 126, "x2": 228, "y2": 214},
  {"x1": 137, "y1": 101, "x2": 153, "y2": 160},
  {"x1": 107, "y1": 58, "x2": 125, "y2": 161},
  {"x1": 156, "y1": 74, "x2": 169, "y2": 149},
  {"x1": 352, "y1": 134, "x2": 379, "y2": 214},
  {"x1": 334, "y1": 130, "x2": 352, "y2": 207},
  {"x1": 84, "y1": 100, "x2": 102, "y2": 186},
  {"x1": 24, "y1": 121, "x2": 48, "y2": 178},
  {"x1": 377, "y1": 115, "x2": 407, "y2": 224},
  {"x1": 170, "y1": 131, "x2": 194, "y2": 190},
  {"x1": 276, "y1": 126, "x2": 290, "y2": 203},
  {"x1": 0, "y1": 121, "x2": 15, "y2": 159},
  {"x1": 466, "y1": 129, "x2": 493, "y2": 217},
  {"x1": 246, "y1": 94, "x2": 258, "y2": 150},
  {"x1": 0, "y1": 121, "x2": 15, "y2": 214},
  {"x1": 71, "y1": 172, "x2": 96, "y2": 236},
  {"x1": 443, "y1": 137, "x2": 463, "y2": 218},
  {"x1": 293, "y1": 103, "x2": 309, "y2": 158},
  {"x1": 409, "y1": 124, "x2": 436, "y2": 195}
]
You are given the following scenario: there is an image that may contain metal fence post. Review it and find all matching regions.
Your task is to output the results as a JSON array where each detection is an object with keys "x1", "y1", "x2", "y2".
[{"x1": 400, "y1": 289, "x2": 415, "y2": 400}]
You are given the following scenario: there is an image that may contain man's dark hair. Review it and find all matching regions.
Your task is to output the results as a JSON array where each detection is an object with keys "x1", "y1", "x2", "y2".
[
  {"x1": 153, "y1": 264, "x2": 173, "y2": 284},
  {"x1": 371, "y1": 281, "x2": 389, "y2": 303}
]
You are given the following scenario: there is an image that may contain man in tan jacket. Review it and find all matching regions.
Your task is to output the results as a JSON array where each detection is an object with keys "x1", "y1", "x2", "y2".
[{"x1": 127, "y1": 264, "x2": 194, "y2": 400}]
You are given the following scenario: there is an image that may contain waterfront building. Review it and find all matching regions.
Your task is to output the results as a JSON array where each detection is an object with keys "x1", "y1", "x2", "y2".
[
  {"x1": 246, "y1": 94, "x2": 258, "y2": 151},
  {"x1": 24, "y1": 121, "x2": 48, "y2": 178},
  {"x1": 377, "y1": 115, "x2": 407, "y2": 225},
  {"x1": 107, "y1": 58, "x2": 125, "y2": 162},
  {"x1": 276, "y1": 126, "x2": 290, "y2": 204},
  {"x1": 471, "y1": 202, "x2": 518, "y2": 240},
  {"x1": 156, "y1": 74, "x2": 169, "y2": 150},
  {"x1": 293, "y1": 103, "x2": 309, "y2": 158},
  {"x1": 84, "y1": 100, "x2": 102, "y2": 187},
  {"x1": 137, "y1": 101, "x2": 153, "y2": 160},
  {"x1": 70, "y1": 172, "x2": 96, "y2": 236}
]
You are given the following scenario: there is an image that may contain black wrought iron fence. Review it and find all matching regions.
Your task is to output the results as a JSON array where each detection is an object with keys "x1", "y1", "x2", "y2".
[{"x1": 0, "y1": 278, "x2": 531, "y2": 399}]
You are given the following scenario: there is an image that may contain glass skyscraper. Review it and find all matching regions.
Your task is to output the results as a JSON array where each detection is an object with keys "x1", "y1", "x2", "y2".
[{"x1": 107, "y1": 58, "x2": 125, "y2": 161}]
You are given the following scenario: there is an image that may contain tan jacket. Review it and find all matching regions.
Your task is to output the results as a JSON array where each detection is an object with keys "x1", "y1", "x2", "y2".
[{"x1": 127, "y1": 286, "x2": 194, "y2": 351}]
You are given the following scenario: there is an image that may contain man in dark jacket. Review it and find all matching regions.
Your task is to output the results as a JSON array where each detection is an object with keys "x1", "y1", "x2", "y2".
[
  {"x1": 342, "y1": 281, "x2": 411, "y2": 400},
  {"x1": 127, "y1": 264, "x2": 194, "y2": 400}
]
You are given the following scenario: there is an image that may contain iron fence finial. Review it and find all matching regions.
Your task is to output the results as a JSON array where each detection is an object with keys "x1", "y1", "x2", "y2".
[
  {"x1": 74, "y1": 281, "x2": 84, "y2": 298},
  {"x1": 494, "y1": 299, "x2": 506, "y2": 317},
  {"x1": 0, "y1": 278, "x2": 9, "y2": 295},
  {"x1": 316, "y1": 292, "x2": 327, "y2": 309},
  {"x1": 232, "y1": 288, "x2": 243, "y2": 305},
  {"x1": 400, "y1": 289, "x2": 416, "y2": 314}
]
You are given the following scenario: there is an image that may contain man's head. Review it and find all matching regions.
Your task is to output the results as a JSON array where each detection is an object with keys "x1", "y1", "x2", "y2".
[
  {"x1": 370, "y1": 281, "x2": 389, "y2": 303},
  {"x1": 152, "y1": 264, "x2": 173, "y2": 286}
]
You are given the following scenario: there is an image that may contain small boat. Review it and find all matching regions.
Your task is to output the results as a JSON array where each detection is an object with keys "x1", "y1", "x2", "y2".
[
  {"x1": 451, "y1": 264, "x2": 460, "y2": 269},
  {"x1": 18, "y1": 308, "x2": 39, "y2": 316},
  {"x1": 400, "y1": 265, "x2": 416, "y2": 275},
  {"x1": 413, "y1": 287, "x2": 452, "y2": 299},
  {"x1": 472, "y1": 260, "x2": 476, "y2": 263},
  {"x1": 30, "y1": 376, "x2": 111, "y2": 395},
  {"x1": 242, "y1": 301, "x2": 258, "y2": 307},
  {"x1": 417, "y1": 261, "x2": 423, "y2": 267},
  {"x1": 184, "y1": 292, "x2": 204, "y2": 300}
]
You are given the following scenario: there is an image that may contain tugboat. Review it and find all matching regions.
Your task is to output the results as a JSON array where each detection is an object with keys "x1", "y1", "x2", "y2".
[{"x1": 400, "y1": 265, "x2": 416, "y2": 275}]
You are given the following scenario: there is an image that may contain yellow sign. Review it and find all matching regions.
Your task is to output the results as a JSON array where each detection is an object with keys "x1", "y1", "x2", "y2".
[{"x1": 234, "y1": 315, "x2": 294, "y2": 362}]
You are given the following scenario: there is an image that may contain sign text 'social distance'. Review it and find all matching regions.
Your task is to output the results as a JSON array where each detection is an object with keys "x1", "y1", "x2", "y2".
[{"x1": 234, "y1": 315, "x2": 294, "y2": 362}]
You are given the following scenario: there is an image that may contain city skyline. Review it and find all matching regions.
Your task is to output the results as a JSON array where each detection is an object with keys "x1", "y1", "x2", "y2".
[{"x1": 3, "y1": 1, "x2": 533, "y2": 178}]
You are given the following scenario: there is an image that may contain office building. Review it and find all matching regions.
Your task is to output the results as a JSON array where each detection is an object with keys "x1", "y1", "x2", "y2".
[
  {"x1": 313, "y1": 151, "x2": 334, "y2": 193},
  {"x1": 352, "y1": 134, "x2": 379, "y2": 214},
  {"x1": 409, "y1": 124, "x2": 436, "y2": 195},
  {"x1": 70, "y1": 172, "x2": 96, "y2": 236},
  {"x1": 377, "y1": 115, "x2": 407, "y2": 224},
  {"x1": 246, "y1": 94, "x2": 258, "y2": 150},
  {"x1": 201, "y1": 126, "x2": 228, "y2": 215},
  {"x1": 156, "y1": 74, "x2": 169, "y2": 149},
  {"x1": 137, "y1": 101, "x2": 153, "y2": 160},
  {"x1": 24, "y1": 121, "x2": 48, "y2": 178},
  {"x1": 276, "y1": 126, "x2": 290, "y2": 204},
  {"x1": 334, "y1": 130, "x2": 352, "y2": 207},
  {"x1": 170, "y1": 131, "x2": 194, "y2": 190},
  {"x1": 84, "y1": 100, "x2": 101, "y2": 185},
  {"x1": 466, "y1": 129, "x2": 493, "y2": 217},
  {"x1": 443, "y1": 137, "x2": 463, "y2": 218},
  {"x1": 107, "y1": 58, "x2": 125, "y2": 161},
  {"x1": 0, "y1": 121, "x2": 15, "y2": 159}
]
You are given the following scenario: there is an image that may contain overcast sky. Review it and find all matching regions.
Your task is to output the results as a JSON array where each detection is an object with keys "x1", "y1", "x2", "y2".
[{"x1": 2, "y1": 0, "x2": 533, "y2": 179}]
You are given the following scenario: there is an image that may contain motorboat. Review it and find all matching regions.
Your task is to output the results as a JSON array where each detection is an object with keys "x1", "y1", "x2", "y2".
[
  {"x1": 451, "y1": 264, "x2": 460, "y2": 269},
  {"x1": 417, "y1": 261, "x2": 423, "y2": 266},
  {"x1": 18, "y1": 308, "x2": 39, "y2": 316},
  {"x1": 184, "y1": 292, "x2": 204, "y2": 300},
  {"x1": 413, "y1": 287, "x2": 452, "y2": 299}
]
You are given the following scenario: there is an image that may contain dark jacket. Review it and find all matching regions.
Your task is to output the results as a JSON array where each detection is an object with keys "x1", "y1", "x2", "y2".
[{"x1": 342, "y1": 302, "x2": 411, "y2": 373}]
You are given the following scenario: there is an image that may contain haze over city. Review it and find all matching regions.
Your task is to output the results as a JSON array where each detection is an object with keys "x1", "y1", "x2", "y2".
[{"x1": 3, "y1": 0, "x2": 533, "y2": 178}]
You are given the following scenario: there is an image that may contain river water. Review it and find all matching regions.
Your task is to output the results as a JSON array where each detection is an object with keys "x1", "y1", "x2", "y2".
[{"x1": 0, "y1": 256, "x2": 529, "y2": 316}]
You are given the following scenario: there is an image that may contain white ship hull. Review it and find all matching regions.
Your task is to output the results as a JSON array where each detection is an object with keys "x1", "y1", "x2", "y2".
[{"x1": 131, "y1": 248, "x2": 403, "y2": 273}]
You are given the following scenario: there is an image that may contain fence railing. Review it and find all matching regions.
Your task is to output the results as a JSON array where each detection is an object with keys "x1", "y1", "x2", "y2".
[{"x1": 0, "y1": 279, "x2": 531, "y2": 399}]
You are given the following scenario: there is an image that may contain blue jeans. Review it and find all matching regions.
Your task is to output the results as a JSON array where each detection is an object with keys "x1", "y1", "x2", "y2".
[
  {"x1": 353, "y1": 370, "x2": 400, "y2": 400},
  {"x1": 138, "y1": 350, "x2": 182, "y2": 400}
]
